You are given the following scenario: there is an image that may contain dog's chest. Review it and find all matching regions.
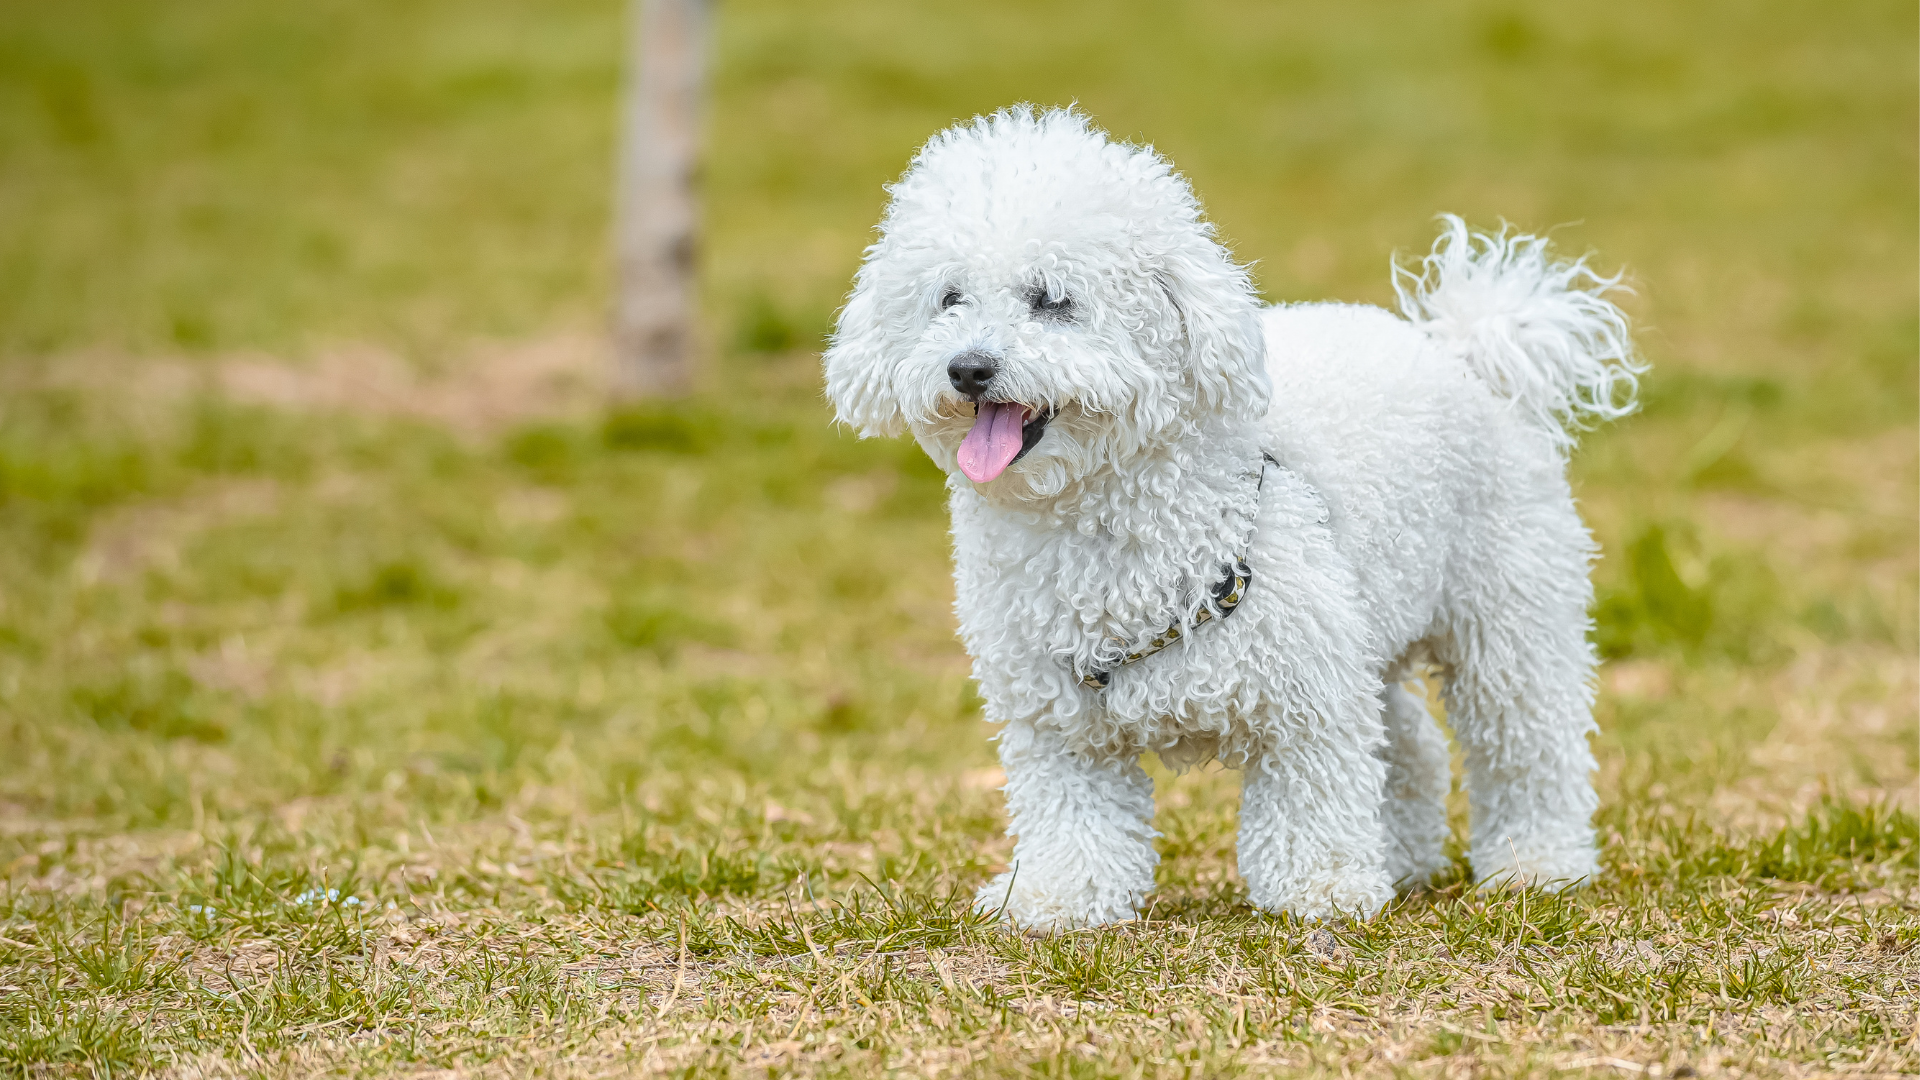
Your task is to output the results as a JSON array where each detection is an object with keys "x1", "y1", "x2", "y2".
[
  {"x1": 958, "y1": 514, "x2": 1182, "y2": 644},
  {"x1": 948, "y1": 496, "x2": 1256, "y2": 726},
  {"x1": 957, "y1": 541, "x2": 1268, "y2": 761}
]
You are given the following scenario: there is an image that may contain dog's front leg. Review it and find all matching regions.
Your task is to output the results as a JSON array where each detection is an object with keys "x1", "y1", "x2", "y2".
[
  {"x1": 1239, "y1": 722, "x2": 1395, "y2": 922},
  {"x1": 974, "y1": 720, "x2": 1157, "y2": 932}
]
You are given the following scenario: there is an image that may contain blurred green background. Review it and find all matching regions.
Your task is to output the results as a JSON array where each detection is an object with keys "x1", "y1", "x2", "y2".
[
  {"x1": 1, "y1": 0, "x2": 1914, "y2": 1073},
  {"x1": 3, "y1": 0, "x2": 1912, "y2": 369},
  {"x1": 0, "y1": 0, "x2": 1912, "y2": 842},
  {"x1": 2, "y1": 0, "x2": 1914, "y2": 832}
]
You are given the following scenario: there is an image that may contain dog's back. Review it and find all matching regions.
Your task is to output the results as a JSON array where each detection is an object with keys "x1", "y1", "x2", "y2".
[
  {"x1": 1258, "y1": 299, "x2": 1511, "y2": 655},
  {"x1": 1255, "y1": 223, "x2": 1642, "y2": 663}
]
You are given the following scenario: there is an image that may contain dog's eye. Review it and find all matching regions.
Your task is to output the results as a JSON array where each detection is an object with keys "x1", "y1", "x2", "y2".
[
  {"x1": 939, "y1": 289, "x2": 964, "y2": 310},
  {"x1": 1029, "y1": 290, "x2": 1074, "y2": 321}
]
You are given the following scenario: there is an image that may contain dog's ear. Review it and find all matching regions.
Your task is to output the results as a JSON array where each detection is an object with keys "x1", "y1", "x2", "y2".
[
  {"x1": 1156, "y1": 241, "x2": 1272, "y2": 421},
  {"x1": 822, "y1": 266, "x2": 909, "y2": 438}
]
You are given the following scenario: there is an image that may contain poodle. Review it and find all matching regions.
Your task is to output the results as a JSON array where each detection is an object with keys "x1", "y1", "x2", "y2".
[{"x1": 822, "y1": 106, "x2": 1643, "y2": 931}]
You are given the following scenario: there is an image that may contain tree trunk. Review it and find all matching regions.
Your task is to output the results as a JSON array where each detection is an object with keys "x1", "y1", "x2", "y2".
[{"x1": 612, "y1": 0, "x2": 707, "y2": 397}]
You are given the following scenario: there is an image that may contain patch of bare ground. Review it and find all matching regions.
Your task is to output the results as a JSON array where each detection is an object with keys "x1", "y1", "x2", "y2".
[
  {"x1": 215, "y1": 335, "x2": 609, "y2": 432},
  {"x1": 1597, "y1": 648, "x2": 1918, "y2": 831},
  {"x1": 75, "y1": 479, "x2": 282, "y2": 586},
  {"x1": 1691, "y1": 426, "x2": 1918, "y2": 608},
  {"x1": 18, "y1": 333, "x2": 611, "y2": 434}
]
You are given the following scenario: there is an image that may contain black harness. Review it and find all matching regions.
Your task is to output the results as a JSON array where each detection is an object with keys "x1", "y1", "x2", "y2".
[{"x1": 1075, "y1": 453, "x2": 1278, "y2": 691}]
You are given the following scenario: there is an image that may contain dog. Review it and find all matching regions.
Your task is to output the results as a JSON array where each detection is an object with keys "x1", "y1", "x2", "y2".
[{"x1": 822, "y1": 106, "x2": 1643, "y2": 931}]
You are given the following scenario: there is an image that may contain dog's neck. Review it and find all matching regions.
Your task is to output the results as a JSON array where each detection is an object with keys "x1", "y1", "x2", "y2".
[
  {"x1": 950, "y1": 414, "x2": 1267, "y2": 645},
  {"x1": 966, "y1": 415, "x2": 1263, "y2": 534}
]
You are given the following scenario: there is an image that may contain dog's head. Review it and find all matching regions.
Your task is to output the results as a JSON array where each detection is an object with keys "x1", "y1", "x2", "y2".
[{"x1": 823, "y1": 107, "x2": 1270, "y2": 499}]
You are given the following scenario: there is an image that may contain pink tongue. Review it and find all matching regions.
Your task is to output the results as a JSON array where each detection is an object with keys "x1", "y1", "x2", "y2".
[{"x1": 956, "y1": 401, "x2": 1029, "y2": 483}]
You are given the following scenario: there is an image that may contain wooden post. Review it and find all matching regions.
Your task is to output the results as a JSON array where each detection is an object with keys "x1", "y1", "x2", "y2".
[{"x1": 613, "y1": 0, "x2": 707, "y2": 397}]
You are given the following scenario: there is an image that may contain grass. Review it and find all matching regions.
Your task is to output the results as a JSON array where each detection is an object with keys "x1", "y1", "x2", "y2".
[{"x1": 0, "y1": 0, "x2": 1915, "y2": 1076}]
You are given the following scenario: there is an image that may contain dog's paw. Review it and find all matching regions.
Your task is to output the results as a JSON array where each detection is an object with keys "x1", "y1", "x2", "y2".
[
  {"x1": 1472, "y1": 842, "x2": 1600, "y2": 892},
  {"x1": 972, "y1": 873, "x2": 1144, "y2": 933},
  {"x1": 1247, "y1": 864, "x2": 1394, "y2": 922}
]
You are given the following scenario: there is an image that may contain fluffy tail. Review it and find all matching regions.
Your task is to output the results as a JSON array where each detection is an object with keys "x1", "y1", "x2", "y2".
[{"x1": 1394, "y1": 215, "x2": 1646, "y2": 453}]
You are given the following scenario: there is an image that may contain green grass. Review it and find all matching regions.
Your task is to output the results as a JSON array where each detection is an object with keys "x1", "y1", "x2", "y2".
[{"x1": 1, "y1": 0, "x2": 1915, "y2": 1076}]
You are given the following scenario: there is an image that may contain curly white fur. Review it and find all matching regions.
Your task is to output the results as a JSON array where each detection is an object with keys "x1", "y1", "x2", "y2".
[
  {"x1": 823, "y1": 107, "x2": 1643, "y2": 931},
  {"x1": 1394, "y1": 215, "x2": 1646, "y2": 452}
]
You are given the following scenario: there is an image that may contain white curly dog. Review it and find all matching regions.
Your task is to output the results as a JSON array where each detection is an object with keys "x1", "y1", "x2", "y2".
[{"x1": 823, "y1": 107, "x2": 1643, "y2": 932}]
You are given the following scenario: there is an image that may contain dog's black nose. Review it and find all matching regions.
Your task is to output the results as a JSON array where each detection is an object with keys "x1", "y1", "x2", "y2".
[{"x1": 947, "y1": 352, "x2": 999, "y2": 399}]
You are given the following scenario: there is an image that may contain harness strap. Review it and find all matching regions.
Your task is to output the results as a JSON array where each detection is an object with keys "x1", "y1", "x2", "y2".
[{"x1": 1076, "y1": 453, "x2": 1279, "y2": 691}]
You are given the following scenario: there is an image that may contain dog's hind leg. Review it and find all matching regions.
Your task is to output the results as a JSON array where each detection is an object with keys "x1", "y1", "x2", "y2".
[
  {"x1": 973, "y1": 721, "x2": 1158, "y2": 932},
  {"x1": 1377, "y1": 679, "x2": 1454, "y2": 889},
  {"x1": 1441, "y1": 501, "x2": 1602, "y2": 891}
]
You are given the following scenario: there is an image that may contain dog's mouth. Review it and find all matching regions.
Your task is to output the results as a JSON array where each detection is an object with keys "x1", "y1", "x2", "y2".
[{"x1": 956, "y1": 400, "x2": 1052, "y2": 483}]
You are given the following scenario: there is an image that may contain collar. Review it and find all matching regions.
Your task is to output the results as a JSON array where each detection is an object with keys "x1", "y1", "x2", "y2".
[{"x1": 1076, "y1": 453, "x2": 1277, "y2": 691}]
